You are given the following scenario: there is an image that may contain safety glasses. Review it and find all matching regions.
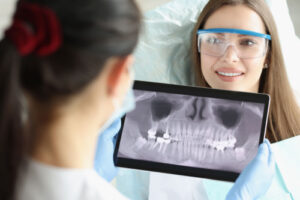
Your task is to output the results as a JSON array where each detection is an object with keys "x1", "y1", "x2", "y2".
[{"x1": 197, "y1": 28, "x2": 271, "y2": 59}]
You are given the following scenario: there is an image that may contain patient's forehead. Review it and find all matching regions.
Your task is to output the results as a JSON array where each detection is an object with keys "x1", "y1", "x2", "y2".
[{"x1": 203, "y1": 4, "x2": 266, "y2": 34}]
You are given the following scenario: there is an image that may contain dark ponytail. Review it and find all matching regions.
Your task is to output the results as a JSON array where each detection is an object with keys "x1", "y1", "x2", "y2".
[
  {"x1": 0, "y1": 39, "x2": 25, "y2": 200},
  {"x1": 0, "y1": 0, "x2": 141, "y2": 199}
]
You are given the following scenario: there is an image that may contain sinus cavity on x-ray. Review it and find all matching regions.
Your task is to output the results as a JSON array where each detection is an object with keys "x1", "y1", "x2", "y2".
[{"x1": 118, "y1": 90, "x2": 265, "y2": 173}]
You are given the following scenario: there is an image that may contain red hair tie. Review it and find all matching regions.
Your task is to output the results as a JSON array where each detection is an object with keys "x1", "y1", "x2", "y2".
[{"x1": 5, "y1": 2, "x2": 62, "y2": 56}]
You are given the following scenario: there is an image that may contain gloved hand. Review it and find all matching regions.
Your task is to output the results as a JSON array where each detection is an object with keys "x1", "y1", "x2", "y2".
[
  {"x1": 226, "y1": 139, "x2": 275, "y2": 200},
  {"x1": 94, "y1": 118, "x2": 121, "y2": 182}
]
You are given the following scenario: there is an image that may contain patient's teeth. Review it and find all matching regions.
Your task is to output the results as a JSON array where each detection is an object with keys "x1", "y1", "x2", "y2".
[{"x1": 217, "y1": 71, "x2": 242, "y2": 76}]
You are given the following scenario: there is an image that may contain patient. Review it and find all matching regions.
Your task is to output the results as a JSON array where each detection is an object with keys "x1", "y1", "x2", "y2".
[
  {"x1": 191, "y1": 0, "x2": 300, "y2": 143},
  {"x1": 117, "y1": 0, "x2": 299, "y2": 199}
]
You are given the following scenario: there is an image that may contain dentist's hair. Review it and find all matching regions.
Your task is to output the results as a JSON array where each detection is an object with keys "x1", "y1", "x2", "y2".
[
  {"x1": 0, "y1": 0, "x2": 141, "y2": 199},
  {"x1": 192, "y1": 0, "x2": 300, "y2": 142}
]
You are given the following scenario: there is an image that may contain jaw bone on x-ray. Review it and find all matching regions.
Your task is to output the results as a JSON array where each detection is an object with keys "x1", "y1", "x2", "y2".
[{"x1": 118, "y1": 90, "x2": 264, "y2": 173}]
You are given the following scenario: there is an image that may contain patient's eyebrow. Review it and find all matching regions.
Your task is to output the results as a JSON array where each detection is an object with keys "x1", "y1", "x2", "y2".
[
  {"x1": 237, "y1": 34, "x2": 256, "y2": 38},
  {"x1": 211, "y1": 33, "x2": 225, "y2": 38}
]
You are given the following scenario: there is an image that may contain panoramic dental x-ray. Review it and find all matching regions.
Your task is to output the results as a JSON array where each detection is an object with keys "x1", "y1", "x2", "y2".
[{"x1": 118, "y1": 90, "x2": 264, "y2": 173}]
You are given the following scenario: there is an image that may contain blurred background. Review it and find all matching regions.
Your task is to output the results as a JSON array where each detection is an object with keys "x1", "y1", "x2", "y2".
[
  {"x1": 1, "y1": 0, "x2": 299, "y2": 38},
  {"x1": 286, "y1": 0, "x2": 300, "y2": 37},
  {"x1": 135, "y1": 0, "x2": 300, "y2": 37}
]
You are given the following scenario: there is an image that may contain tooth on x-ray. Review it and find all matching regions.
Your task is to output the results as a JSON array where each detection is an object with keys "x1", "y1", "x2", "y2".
[
  {"x1": 119, "y1": 90, "x2": 264, "y2": 173},
  {"x1": 148, "y1": 127, "x2": 157, "y2": 140}
]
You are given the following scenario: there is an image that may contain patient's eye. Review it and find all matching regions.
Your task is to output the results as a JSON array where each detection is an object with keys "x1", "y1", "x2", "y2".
[
  {"x1": 206, "y1": 37, "x2": 223, "y2": 45},
  {"x1": 240, "y1": 39, "x2": 257, "y2": 47}
]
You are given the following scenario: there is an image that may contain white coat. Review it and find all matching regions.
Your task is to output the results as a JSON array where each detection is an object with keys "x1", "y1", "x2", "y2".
[{"x1": 15, "y1": 158, "x2": 128, "y2": 200}]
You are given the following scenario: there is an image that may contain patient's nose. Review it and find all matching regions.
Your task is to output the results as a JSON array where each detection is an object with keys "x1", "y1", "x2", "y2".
[{"x1": 221, "y1": 45, "x2": 239, "y2": 62}]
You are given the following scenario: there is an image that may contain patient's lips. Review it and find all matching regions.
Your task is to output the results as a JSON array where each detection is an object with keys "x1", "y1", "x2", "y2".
[{"x1": 215, "y1": 67, "x2": 244, "y2": 82}]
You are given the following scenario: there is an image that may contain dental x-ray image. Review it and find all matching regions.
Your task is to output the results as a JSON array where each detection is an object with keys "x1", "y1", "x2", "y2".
[{"x1": 117, "y1": 89, "x2": 265, "y2": 173}]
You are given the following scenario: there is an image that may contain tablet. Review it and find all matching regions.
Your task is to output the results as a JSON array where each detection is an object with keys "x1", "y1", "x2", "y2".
[{"x1": 114, "y1": 81, "x2": 270, "y2": 182}]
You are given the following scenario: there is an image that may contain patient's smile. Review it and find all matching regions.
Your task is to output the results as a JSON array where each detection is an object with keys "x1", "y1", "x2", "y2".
[{"x1": 215, "y1": 68, "x2": 244, "y2": 82}]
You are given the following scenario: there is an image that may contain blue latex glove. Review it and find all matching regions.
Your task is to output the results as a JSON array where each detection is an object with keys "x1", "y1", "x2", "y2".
[
  {"x1": 94, "y1": 118, "x2": 121, "y2": 182},
  {"x1": 226, "y1": 139, "x2": 275, "y2": 200}
]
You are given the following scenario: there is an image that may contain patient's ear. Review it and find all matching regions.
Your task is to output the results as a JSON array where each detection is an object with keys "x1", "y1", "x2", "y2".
[{"x1": 107, "y1": 55, "x2": 134, "y2": 97}]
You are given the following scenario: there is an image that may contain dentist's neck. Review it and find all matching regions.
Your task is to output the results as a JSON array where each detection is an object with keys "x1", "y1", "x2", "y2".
[
  {"x1": 27, "y1": 83, "x2": 113, "y2": 168},
  {"x1": 29, "y1": 109, "x2": 99, "y2": 168}
]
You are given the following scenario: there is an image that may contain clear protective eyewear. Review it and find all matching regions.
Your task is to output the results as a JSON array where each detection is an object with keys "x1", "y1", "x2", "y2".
[{"x1": 197, "y1": 28, "x2": 271, "y2": 59}]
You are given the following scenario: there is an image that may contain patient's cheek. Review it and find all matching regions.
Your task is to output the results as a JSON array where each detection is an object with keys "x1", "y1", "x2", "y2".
[{"x1": 200, "y1": 55, "x2": 217, "y2": 85}]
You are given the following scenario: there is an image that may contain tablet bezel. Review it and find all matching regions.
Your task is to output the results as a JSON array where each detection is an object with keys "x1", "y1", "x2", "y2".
[{"x1": 114, "y1": 80, "x2": 270, "y2": 182}]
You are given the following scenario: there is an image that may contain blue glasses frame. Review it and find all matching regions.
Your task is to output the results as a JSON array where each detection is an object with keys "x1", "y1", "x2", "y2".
[{"x1": 197, "y1": 28, "x2": 271, "y2": 40}]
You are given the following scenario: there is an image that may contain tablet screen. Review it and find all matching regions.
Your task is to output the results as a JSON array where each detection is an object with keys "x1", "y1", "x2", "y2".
[{"x1": 114, "y1": 81, "x2": 269, "y2": 181}]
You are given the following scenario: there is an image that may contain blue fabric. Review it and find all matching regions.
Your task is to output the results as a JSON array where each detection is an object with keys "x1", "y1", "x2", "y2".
[{"x1": 116, "y1": 169, "x2": 150, "y2": 200}]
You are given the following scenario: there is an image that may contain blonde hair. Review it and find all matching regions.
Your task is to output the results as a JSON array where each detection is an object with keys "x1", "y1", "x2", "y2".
[{"x1": 192, "y1": 0, "x2": 300, "y2": 142}]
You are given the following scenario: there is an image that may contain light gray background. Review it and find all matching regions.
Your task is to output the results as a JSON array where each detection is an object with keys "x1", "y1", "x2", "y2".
[
  {"x1": 1, "y1": 1, "x2": 299, "y2": 38},
  {"x1": 135, "y1": 0, "x2": 300, "y2": 38}
]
